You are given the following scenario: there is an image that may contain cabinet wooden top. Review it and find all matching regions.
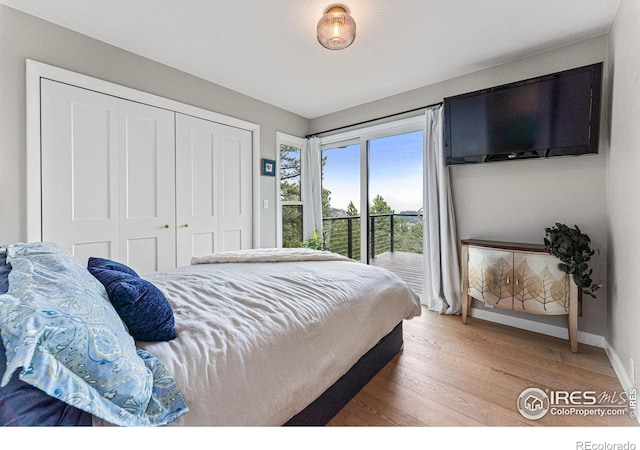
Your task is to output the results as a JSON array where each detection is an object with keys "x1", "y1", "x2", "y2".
[{"x1": 461, "y1": 239, "x2": 550, "y2": 253}]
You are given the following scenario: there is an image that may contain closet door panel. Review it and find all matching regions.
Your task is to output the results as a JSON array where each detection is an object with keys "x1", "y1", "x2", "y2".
[
  {"x1": 218, "y1": 131, "x2": 253, "y2": 252},
  {"x1": 175, "y1": 114, "x2": 219, "y2": 265},
  {"x1": 126, "y1": 238, "x2": 160, "y2": 275},
  {"x1": 192, "y1": 232, "x2": 216, "y2": 258},
  {"x1": 118, "y1": 100, "x2": 176, "y2": 273},
  {"x1": 72, "y1": 242, "x2": 113, "y2": 266},
  {"x1": 190, "y1": 128, "x2": 216, "y2": 217},
  {"x1": 41, "y1": 79, "x2": 119, "y2": 264}
]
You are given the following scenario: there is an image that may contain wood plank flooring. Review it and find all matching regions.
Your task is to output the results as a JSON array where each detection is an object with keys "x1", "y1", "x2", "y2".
[{"x1": 328, "y1": 307, "x2": 638, "y2": 427}]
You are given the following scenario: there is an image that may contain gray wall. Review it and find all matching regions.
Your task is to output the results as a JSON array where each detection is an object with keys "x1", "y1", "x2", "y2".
[
  {"x1": 606, "y1": 0, "x2": 640, "y2": 390},
  {"x1": 0, "y1": 5, "x2": 308, "y2": 248},
  {"x1": 309, "y1": 36, "x2": 610, "y2": 337}
]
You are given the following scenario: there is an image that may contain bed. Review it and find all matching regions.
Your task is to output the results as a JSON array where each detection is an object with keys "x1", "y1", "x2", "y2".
[{"x1": 0, "y1": 242, "x2": 422, "y2": 426}]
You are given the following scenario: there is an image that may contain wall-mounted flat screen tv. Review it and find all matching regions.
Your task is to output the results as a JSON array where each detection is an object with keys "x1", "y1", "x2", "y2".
[{"x1": 444, "y1": 62, "x2": 602, "y2": 165}]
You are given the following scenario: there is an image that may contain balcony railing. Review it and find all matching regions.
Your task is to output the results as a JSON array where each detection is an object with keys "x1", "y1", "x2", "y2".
[{"x1": 322, "y1": 213, "x2": 423, "y2": 260}]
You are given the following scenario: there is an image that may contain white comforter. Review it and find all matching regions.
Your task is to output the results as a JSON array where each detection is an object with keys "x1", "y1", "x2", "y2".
[{"x1": 129, "y1": 249, "x2": 421, "y2": 426}]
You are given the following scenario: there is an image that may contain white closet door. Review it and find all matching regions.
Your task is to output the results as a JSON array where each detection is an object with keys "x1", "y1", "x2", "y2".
[
  {"x1": 118, "y1": 100, "x2": 176, "y2": 273},
  {"x1": 218, "y1": 129, "x2": 253, "y2": 250},
  {"x1": 41, "y1": 79, "x2": 120, "y2": 265},
  {"x1": 175, "y1": 114, "x2": 253, "y2": 266}
]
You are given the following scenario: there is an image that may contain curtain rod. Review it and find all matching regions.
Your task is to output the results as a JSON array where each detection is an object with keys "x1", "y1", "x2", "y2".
[{"x1": 305, "y1": 101, "x2": 443, "y2": 139}]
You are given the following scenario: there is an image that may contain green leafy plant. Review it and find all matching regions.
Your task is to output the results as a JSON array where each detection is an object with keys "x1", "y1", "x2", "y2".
[
  {"x1": 302, "y1": 229, "x2": 325, "y2": 251},
  {"x1": 544, "y1": 222, "x2": 600, "y2": 298}
]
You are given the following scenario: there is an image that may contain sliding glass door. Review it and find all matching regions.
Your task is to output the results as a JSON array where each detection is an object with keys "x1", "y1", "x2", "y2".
[
  {"x1": 320, "y1": 117, "x2": 425, "y2": 296},
  {"x1": 367, "y1": 130, "x2": 424, "y2": 295}
]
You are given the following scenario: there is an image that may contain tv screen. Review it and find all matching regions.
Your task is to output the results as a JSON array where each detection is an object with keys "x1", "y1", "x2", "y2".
[{"x1": 444, "y1": 63, "x2": 602, "y2": 165}]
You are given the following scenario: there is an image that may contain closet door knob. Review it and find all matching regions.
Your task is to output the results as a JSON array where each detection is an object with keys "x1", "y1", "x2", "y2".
[
  {"x1": 164, "y1": 224, "x2": 170, "y2": 229},
  {"x1": 184, "y1": 224, "x2": 189, "y2": 228}
]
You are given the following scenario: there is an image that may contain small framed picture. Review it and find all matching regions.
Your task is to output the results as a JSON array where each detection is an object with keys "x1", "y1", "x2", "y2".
[{"x1": 262, "y1": 159, "x2": 276, "y2": 176}]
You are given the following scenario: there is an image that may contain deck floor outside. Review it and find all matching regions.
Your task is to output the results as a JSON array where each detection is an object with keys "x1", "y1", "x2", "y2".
[{"x1": 370, "y1": 251, "x2": 423, "y2": 295}]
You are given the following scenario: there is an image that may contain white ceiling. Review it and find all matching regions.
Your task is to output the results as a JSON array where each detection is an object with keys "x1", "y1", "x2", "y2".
[{"x1": 1, "y1": 0, "x2": 620, "y2": 119}]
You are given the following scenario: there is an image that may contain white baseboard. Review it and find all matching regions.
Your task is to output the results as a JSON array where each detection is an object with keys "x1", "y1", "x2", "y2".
[
  {"x1": 468, "y1": 307, "x2": 606, "y2": 348},
  {"x1": 603, "y1": 339, "x2": 640, "y2": 424}
]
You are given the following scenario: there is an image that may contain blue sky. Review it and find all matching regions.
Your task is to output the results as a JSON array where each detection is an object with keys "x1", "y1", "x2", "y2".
[{"x1": 322, "y1": 131, "x2": 424, "y2": 213}]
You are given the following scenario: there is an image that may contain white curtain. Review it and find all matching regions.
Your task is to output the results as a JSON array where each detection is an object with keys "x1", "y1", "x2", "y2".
[
  {"x1": 423, "y1": 106, "x2": 462, "y2": 314},
  {"x1": 302, "y1": 137, "x2": 324, "y2": 241}
]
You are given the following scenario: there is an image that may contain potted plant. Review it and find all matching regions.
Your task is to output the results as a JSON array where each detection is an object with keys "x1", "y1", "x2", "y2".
[
  {"x1": 544, "y1": 222, "x2": 600, "y2": 298},
  {"x1": 302, "y1": 229, "x2": 325, "y2": 251}
]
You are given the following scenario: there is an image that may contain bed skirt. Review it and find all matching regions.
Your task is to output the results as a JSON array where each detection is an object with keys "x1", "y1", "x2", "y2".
[{"x1": 284, "y1": 321, "x2": 404, "y2": 426}]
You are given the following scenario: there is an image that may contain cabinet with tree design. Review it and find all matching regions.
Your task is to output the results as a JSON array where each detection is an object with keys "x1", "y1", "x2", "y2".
[{"x1": 461, "y1": 239, "x2": 579, "y2": 352}]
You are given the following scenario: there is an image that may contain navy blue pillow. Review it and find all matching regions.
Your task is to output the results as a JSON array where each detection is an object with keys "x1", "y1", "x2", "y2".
[
  {"x1": 87, "y1": 258, "x2": 176, "y2": 342},
  {"x1": 0, "y1": 256, "x2": 11, "y2": 294},
  {"x1": 0, "y1": 339, "x2": 92, "y2": 426},
  {"x1": 88, "y1": 256, "x2": 139, "y2": 277}
]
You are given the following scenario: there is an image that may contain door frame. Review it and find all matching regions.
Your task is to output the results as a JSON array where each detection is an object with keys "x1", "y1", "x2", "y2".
[{"x1": 25, "y1": 59, "x2": 262, "y2": 247}]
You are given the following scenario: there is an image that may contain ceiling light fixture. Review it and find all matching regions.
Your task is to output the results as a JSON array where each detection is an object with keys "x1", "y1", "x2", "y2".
[{"x1": 317, "y1": 5, "x2": 356, "y2": 50}]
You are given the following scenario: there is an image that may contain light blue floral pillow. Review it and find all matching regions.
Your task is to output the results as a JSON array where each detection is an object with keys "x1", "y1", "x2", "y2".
[{"x1": 0, "y1": 242, "x2": 188, "y2": 426}]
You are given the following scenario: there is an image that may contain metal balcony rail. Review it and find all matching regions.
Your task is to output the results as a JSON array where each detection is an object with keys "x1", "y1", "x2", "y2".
[{"x1": 322, "y1": 212, "x2": 423, "y2": 260}]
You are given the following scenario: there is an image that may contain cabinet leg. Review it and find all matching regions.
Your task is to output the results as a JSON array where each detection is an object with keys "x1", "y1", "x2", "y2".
[
  {"x1": 568, "y1": 285, "x2": 579, "y2": 353},
  {"x1": 461, "y1": 245, "x2": 469, "y2": 324},
  {"x1": 568, "y1": 311, "x2": 578, "y2": 353},
  {"x1": 569, "y1": 318, "x2": 578, "y2": 353},
  {"x1": 462, "y1": 292, "x2": 469, "y2": 324}
]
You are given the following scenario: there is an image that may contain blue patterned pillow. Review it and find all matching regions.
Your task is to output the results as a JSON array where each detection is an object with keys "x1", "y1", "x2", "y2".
[
  {"x1": 87, "y1": 257, "x2": 177, "y2": 342},
  {"x1": 1, "y1": 253, "x2": 92, "y2": 426},
  {"x1": 0, "y1": 242, "x2": 188, "y2": 426}
]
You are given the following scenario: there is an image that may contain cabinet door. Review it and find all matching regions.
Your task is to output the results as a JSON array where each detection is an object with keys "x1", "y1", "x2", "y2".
[
  {"x1": 513, "y1": 252, "x2": 570, "y2": 314},
  {"x1": 467, "y1": 247, "x2": 513, "y2": 309},
  {"x1": 118, "y1": 100, "x2": 176, "y2": 274},
  {"x1": 175, "y1": 114, "x2": 253, "y2": 266},
  {"x1": 41, "y1": 79, "x2": 120, "y2": 265}
]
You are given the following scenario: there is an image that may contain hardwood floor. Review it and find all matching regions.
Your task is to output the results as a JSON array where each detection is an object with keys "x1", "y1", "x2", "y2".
[{"x1": 328, "y1": 307, "x2": 638, "y2": 427}]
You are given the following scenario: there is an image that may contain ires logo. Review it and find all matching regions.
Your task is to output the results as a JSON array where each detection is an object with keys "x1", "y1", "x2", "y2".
[
  {"x1": 517, "y1": 388, "x2": 630, "y2": 420},
  {"x1": 549, "y1": 390, "x2": 599, "y2": 405},
  {"x1": 517, "y1": 388, "x2": 550, "y2": 420}
]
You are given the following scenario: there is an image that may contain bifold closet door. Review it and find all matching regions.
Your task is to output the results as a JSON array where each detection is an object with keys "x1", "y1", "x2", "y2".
[
  {"x1": 118, "y1": 100, "x2": 176, "y2": 274},
  {"x1": 41, "y1": 79, "x2": 120, "y2": 264},
  {"x1": 41, "y1": 79, "x2": 176, "y2": 273},
  {"x1": 175, "y1": 114, "x2": 253, "y2": 266}
]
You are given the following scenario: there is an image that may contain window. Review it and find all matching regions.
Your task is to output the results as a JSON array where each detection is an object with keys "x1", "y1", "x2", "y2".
[{"x1": 277, "y1": 133, "x2": 306, "y2": 248}]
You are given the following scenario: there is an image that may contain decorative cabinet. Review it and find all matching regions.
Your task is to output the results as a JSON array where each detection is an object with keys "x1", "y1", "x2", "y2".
[{"x1": 460, "y1": 239, "x2": 579, "y2": 352}]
